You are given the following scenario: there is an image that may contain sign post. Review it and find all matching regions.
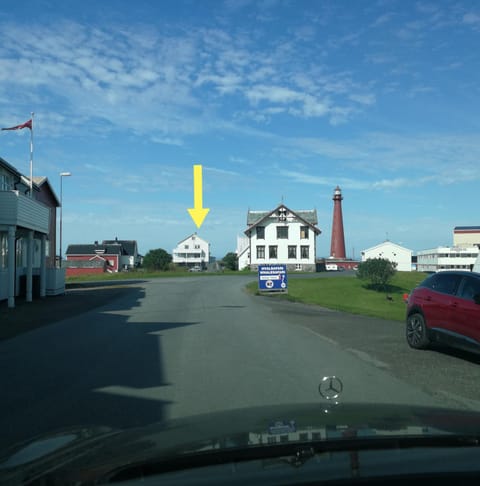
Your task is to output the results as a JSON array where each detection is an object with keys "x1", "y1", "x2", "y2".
[{"x1": 258, "y1": 264, "x2": 288, "y2": 293}]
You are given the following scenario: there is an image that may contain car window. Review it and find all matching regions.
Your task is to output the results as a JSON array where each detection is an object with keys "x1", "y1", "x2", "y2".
[
  {"x1": 422, "y1": 273, "x2": 462, "y2": 295},
  {"x1": 457, "y1": 276, "x2": 480, "y2": 302}
]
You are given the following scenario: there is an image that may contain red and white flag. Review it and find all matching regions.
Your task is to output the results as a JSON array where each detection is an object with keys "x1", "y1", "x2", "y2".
[{"x1": 1, "y1": 119, "x2": 32, "y2": 131}]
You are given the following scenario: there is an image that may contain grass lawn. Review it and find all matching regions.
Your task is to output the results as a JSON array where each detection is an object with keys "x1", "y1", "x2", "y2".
[
  {"x1": 246, "y1": 272, "x2": 428, "y2": 321},
  {"x1": 66, "y1": 268, "x2": 255, "y2": 283}
]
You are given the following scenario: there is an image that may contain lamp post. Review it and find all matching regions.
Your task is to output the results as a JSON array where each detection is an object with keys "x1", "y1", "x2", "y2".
[{"x1": 59, "y1": 172, "x2": 71, "y2": 268}]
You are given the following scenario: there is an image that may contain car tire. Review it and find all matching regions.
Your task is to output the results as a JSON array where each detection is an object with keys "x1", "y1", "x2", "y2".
[{"x1": 406, "y1": 313, "x2": 430, "y2": 349}]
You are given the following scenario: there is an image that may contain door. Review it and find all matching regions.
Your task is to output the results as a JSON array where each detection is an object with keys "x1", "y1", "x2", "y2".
[
  {"x1": 421, "y1": 273, "x2": 463, "y2": 333},
  {"x1": 452, "y1": 276, "x2": 480, "y2": 344}
]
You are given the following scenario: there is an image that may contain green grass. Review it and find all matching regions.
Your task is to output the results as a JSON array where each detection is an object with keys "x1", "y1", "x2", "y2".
[
  {"x1": 246, "y1": 272, "x2": 428, "y2": 321},
  {"x1": 66, "y1": 268, "x2": 256, "y2": 283}
]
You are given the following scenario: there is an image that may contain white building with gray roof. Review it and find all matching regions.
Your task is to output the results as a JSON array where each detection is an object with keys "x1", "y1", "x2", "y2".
[{"x1": 237, "y1": 204, "x2": 321, "y2": 272}]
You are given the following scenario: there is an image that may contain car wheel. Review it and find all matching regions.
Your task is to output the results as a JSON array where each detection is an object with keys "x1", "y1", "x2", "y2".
[{"x1": 406, "y1": 313, "x2": 430, "y2": 349}]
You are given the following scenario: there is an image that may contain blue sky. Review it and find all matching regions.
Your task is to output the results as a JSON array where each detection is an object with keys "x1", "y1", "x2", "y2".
[{"x1": 1, "y1": 0, "x2": 479, "y2": 259}]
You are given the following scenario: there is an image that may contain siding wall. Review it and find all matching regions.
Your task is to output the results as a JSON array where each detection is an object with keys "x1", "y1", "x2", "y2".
[
  {"x1": 0, "y1": 191, "x2": 49, "y2": 233},
  {"x1": 249, "y1": 220, "x2": 316, "y2": 267}
]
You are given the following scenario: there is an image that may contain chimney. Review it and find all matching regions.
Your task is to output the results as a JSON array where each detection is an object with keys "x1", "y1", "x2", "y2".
[{"x1": 330, "y1": 186, "x2": 346, "y2": 259}]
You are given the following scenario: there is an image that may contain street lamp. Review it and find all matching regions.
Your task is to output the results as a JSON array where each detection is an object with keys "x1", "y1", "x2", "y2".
[{"x1": 59, "y1": 172, "x2": 72, "y2": 268}]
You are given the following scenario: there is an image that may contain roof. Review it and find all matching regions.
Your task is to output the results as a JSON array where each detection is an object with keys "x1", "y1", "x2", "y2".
[
  {"x1": 175, "y1": 233, "x2": 209, "y2": 246},
  {"x1": 102, "y1": 239, "x2": 137, "y2": 256},
  {"x1": 245, "y1": 204, "x2": 320, "y2": 234},
  {"x1": 32, "y1": 176, "x2": 61, "y2": 207},
  {"x1": 454, "y1": 226, "x2": 480, "y2": 231},
  {"x1": 0, "y1": 156, "x2": 22, "y2": 177},
  {"x1": 66, "y1": 243, "x2": 124, "y2": 256},
  {"x1": 362, "y1": 241, "x2": 413, "y2": 253}
]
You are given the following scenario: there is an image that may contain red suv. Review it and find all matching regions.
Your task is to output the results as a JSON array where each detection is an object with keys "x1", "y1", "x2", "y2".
[{"x1": 406, "y1": 271, "x2": 480, "y2": 353}]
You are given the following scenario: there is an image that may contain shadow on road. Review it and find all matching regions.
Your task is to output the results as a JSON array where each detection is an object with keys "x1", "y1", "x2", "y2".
[
  {"x1": 0, "y1": 285, "x2": 145, "y2": 341},
  {"x1": 0, "y1": 285, "x2": 196, "y2": 451},
  {"x1": 428, "y1": 343, "x2": 480, "y2": 365}
]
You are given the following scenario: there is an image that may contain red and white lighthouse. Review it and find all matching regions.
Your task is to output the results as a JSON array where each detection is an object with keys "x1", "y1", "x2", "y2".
[{"x1": 330, "y1": 186, "x2": 346, "y2": 259}]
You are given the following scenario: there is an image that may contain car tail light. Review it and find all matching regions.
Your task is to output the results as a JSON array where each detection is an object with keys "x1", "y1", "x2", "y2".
[{"x1": 403, "y1": 293, "x2": 409, "y2": 303}]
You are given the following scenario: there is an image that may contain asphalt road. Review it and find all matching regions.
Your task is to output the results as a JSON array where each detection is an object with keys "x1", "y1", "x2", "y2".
[{"x1": 1, "y1": 275, "x2": 480, "y2": 452}]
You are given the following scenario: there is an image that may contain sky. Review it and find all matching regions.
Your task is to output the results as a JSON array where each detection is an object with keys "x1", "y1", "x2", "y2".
[{"x1": 0, "y1": 0, "x2": 479, "y2": 259}]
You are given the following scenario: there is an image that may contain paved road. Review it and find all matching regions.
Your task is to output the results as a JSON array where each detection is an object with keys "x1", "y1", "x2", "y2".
[{"x1": 1, "y1": 275, "x2": 480, "y2": 452}]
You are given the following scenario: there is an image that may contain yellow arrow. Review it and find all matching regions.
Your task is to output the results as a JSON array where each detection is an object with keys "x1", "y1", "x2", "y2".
[{"x1": 188, "y1": 164, "x2": 210, "y2": 228}]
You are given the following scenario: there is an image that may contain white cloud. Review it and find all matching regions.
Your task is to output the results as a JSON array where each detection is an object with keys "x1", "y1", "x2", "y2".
[
  {"x1": 0, "y1": 13, "x2": 405, "y2": 142},
  {"x1": 349, "y1": 93, "x2": 376, "y2": 105},
  {"x1": 246, "y1": 85, "x2": 302, "y2": 105},
  {"x1": 370, "y1": 12, "x2": 396, "y2": 27},
  {"x1": 463, "y1": 12, "x2": 480, "y2": 25},
  {"x1": 204, "y1": 166, "x2": 240, "y2": 177}
]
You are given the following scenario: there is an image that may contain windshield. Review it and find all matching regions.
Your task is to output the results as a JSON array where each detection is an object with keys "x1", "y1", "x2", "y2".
[{"x1": 1, "y1": 0, "x2": 480, "y2": 482}]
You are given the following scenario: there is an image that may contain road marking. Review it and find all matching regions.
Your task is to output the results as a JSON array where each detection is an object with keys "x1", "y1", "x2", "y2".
[{"x1": 299, "y1": 325, "x2": 339, "y2": 347}]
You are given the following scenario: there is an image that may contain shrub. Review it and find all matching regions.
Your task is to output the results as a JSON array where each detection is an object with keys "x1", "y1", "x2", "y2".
[
  {"x1": 143, "y1": 248, "x2": 172, "y2": 271},
  {"x1": 222, "y1": 252, "x2": 238, "y2": 271},
  {"x1": 356, "y1": 258, "x2": 397, "y2": 291}
]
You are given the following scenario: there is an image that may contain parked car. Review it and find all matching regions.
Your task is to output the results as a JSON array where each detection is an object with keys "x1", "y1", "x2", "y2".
[{"x1": 405, "y1": 271, "x2": 480, "y2": 353}]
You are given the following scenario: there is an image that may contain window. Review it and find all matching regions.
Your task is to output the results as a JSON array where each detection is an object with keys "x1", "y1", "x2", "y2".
[
  {"x1": 269, "y1": 245, "x2": 277, "y2": 259},
  {"x1": 257, "y1": 226, "x2": 265, "y2": 239},
  {"x1": 300, "y1": 226, "x2": 309, "y2": 239},
  {"x1": 423, "y1": 273, "x2": 462, "y2": 295},
  {"x1": 184, "y1": 244, "x2": 189, "y2": 249},
  {"x1": 194, "y1": 244, "x2": 200, "y2": 249},
  {"x1": 300, "y1": 245, "x2": 309, "y2": 259},
  {"x1": 277, "y1": 226, "x2": 288, "y2": 239},
  {"x1": 288, "y1": 245, "x2": 297, "y2": 259},
  {"x1": 256, "y1": 246, "x2": 265, "y2": 259},
  {"x1": 0, "y1": 173, "x2": 14, "y2": 191},
  {"x1": 458, "y1": 277, "x2": 480, "y2": 301}
]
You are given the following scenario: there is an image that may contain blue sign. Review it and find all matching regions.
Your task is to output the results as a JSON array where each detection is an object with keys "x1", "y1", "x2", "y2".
[{"x1": 258, "y1": 264, "x2": 288, "y2": 292}]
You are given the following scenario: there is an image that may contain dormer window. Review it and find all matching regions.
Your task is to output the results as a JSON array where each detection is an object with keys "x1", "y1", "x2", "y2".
[{"x1": 277, "y1": 208, "x2": 287, "y2": 222}]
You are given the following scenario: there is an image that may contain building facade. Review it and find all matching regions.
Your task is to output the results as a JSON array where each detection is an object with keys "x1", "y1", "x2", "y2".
[
  {"x1": 65, "y1": 239, "x2": 140, "y2": 276},
  {"x1": 0, "y1": 157, "x2": 61, "y2": 307},
  {"x1": 416, "y1": 225, "x2": 480, "y2": 273},
  {"x1": 454, "y1": 226, "x2": 480, "y2": 247},
  {"x1": 237, "y1": 204, "x2": 321, "y2": 272},
  {"x1": 417, "y1": 246, "x2": 479, "y2": 272},
  {"x1": 172, "y1": 233, "x2": 210, "y2": 269},
  {"x1": 102, "y1": 238, "x2": 140, "y2": 270},
  {"x1": 361, "y1": 241, "x2": 413, "y2": 272}
]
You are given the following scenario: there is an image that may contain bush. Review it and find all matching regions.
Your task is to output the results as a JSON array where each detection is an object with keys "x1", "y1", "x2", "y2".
[
  {"x1": 222, "y1": 252, "x2": 238, "y2": 271},
  {"x1": 143, "y1": 248, "x2": 172, "y2": 271},
  {"x1": 356, "y1": 258, "x2": 397, "y2": 291}
]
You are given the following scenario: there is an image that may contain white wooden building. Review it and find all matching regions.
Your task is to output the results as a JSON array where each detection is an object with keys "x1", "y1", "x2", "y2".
[
  {"x1": 1, "y1": 157, "x2": 63, "y2": 307},
  {"x1": 172, "y1": 233, "x2": 210, "y2": 269},
  {"x1": 361, "y1": 241, "x2": 413, "y2": 272},
  {"x1": 237, "y1": 204, "x2": 321, "y2": 272}
]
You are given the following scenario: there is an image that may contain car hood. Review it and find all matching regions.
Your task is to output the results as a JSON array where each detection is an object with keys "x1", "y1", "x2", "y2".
[{"x1": 2, "y1": 402, "x2": 480, "y2": 484}]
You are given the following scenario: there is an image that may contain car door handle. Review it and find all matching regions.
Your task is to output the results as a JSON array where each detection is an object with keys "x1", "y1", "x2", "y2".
[{"x1": 450, "y1": 302, "x2": 458, "y2": 308}]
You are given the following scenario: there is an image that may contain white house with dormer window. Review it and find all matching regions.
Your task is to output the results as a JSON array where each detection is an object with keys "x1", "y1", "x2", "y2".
[
  {"x1": 237, "y1": 204, "x2": 321, "y2": 272},
  {"x1": 172, "y1": 233, "x2": 210, "y2": 269}
]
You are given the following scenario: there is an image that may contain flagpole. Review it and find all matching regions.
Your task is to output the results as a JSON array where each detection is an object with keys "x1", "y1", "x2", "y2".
[{"x1": 30, "y1": 112, "x2": 34, "y2": 198}]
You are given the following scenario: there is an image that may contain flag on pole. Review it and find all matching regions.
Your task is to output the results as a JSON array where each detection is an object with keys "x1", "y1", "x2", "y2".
[
  {"x1": 2, "y1": 115, "x2": 35, "y2": 197},
  {"x1": 1, "y1": 119, "x2": 32, "y2": 131}
]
